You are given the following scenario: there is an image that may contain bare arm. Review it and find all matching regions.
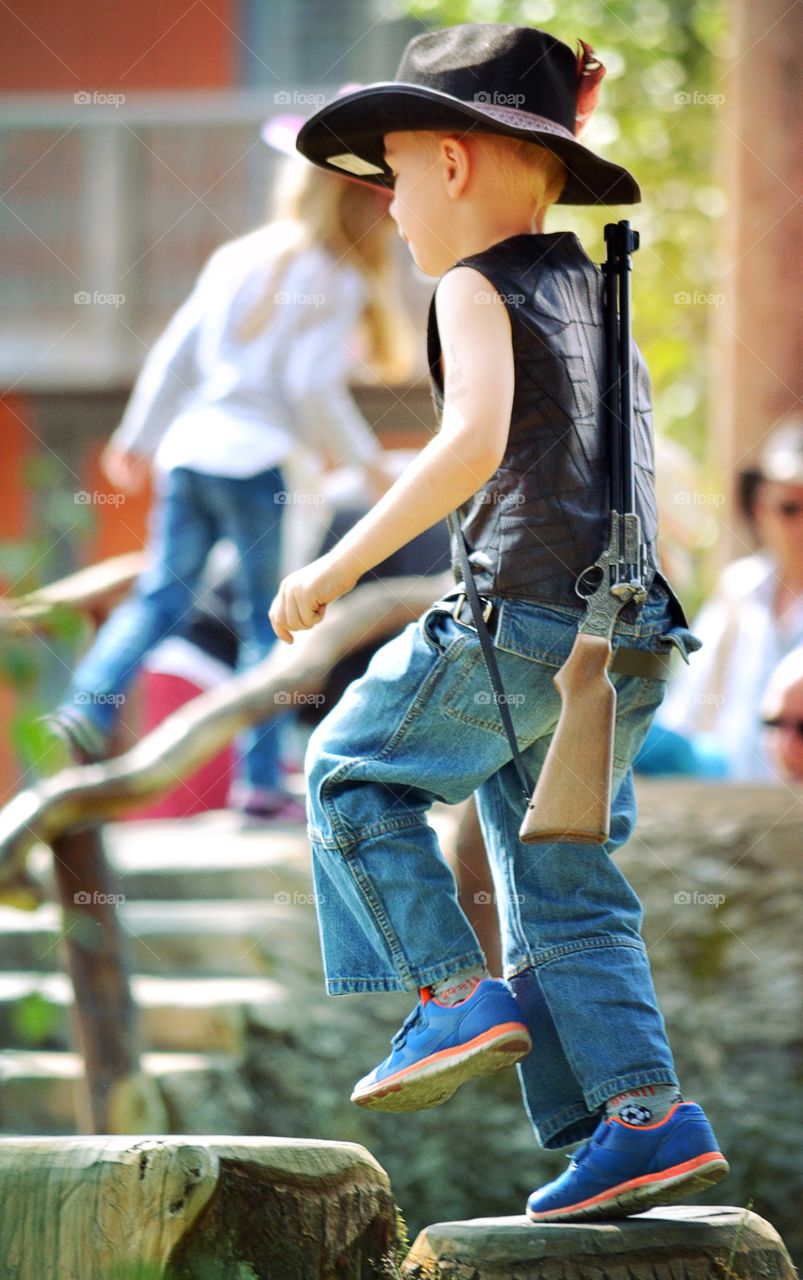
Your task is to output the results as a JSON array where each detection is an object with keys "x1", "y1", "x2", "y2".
[{"x1": 269, "y1": 267, "x2": 515, "y2": 642}]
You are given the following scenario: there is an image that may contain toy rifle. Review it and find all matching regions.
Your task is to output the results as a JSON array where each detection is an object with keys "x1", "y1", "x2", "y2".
[{"x1": 518, "y1": 220, "x2": 648, "y2": 845}]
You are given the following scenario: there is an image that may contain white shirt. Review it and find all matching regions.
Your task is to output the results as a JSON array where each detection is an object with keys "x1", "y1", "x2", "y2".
[
  {"x1": 658, "y1": 553, "x2": 803, "y2": 780},
  {"x1": 112, "y1": 228, "x2": 381, "y2": 478}
]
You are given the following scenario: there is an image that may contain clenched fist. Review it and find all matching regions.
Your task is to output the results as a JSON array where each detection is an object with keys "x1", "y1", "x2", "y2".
[{"x1": 269, "y1": 550, "x2": 360, "y2": 644}]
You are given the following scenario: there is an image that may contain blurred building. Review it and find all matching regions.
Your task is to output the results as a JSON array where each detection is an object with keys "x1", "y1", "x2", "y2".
[{"x1": 0, "y1": 0, "x2": 432, "y2": 796}]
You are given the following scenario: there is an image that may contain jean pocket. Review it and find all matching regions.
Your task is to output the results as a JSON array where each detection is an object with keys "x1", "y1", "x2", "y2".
[{"x1": 655, "y1": 624, "x2": 703, "y2": 665}]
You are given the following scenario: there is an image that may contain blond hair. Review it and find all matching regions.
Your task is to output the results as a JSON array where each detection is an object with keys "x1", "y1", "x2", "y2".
[
  {"x1": 237, "y1": 158, "x2": 413, "y2": 382},
  {"x1": 420, "y1": 129, "x2": 567, "y2": 218},
  {"x1": 479, "y1": 134, "x2": 568, "y2": 211}
]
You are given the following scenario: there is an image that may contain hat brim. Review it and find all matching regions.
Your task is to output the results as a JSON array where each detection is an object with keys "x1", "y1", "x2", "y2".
[{"x1": 296, "y1": 83, "x2": 640, "y2": 206}]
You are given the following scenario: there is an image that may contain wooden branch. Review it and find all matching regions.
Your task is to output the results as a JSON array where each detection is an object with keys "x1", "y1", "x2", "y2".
[
  {"x1": 0, "y1": 573, "x2": 449, "y2": 890},
  {"x1": 0, "y1": 551, "x2": 147, "y2": 633}
]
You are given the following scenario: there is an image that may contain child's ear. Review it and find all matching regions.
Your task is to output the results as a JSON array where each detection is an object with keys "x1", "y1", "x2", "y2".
[{"x1": 441, "y1": 136, "x2": 471, "y2": 199}]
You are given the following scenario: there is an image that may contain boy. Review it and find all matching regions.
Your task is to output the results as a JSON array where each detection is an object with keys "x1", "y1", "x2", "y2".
[{"x1": 269, "y1": 24, "x2": 729, "y2": 1221}]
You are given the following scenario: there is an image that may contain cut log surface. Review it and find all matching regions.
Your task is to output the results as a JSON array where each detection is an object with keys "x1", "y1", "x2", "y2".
[
  {"x1": 0, "y1": 1135, "x2": 397, "y2": 1280},
  {"x1": 402, "y1": 1206, "x2": 798, "y2": 1279}
]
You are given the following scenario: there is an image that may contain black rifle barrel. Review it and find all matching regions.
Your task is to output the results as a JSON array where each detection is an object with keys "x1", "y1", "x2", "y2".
[
  {"x1": 603, "y1": 221, "x2": 640, "y2": 520},
  {"x1": 603, "y1": 225, "x2": 623, "y2": 516}
]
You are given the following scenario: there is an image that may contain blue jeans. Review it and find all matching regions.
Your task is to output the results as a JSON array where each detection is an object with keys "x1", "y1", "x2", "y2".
[
  {"x1": 62, "y1": 465, "x2": 285, "y2": 789},
  {"x1": 306, "y1": 586, "x2": 700, "y2": 1148}
]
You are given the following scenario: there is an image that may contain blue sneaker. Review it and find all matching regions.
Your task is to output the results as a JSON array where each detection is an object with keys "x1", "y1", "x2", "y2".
[
  {"x1": 351, "y1": 978, "x2": 532, "y2": 1112},
  {"x1": 527, "y1": 1101, "x2": 729, "y2": 1222}
]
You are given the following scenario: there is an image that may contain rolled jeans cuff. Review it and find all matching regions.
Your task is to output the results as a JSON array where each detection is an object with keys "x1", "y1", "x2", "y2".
[
  {"x1": 584, "y1": 1066, "x2": 681, "y2": 1114},
  {"x1": 324, "y1": 949, "x2": 488, "y2": 996}
]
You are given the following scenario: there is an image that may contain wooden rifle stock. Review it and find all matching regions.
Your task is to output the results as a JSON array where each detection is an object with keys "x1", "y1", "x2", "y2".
[
  {"x1": 519, "y1": 633, "x2": 616, "y2": 845},
  {"x1": 518, "y1": 220, "x2": 643, "y2": 847}
]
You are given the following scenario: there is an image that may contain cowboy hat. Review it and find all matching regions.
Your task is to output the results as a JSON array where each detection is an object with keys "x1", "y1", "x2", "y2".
[{"x1": 296, "y1": 24, "x2": 640, "y2": 206}]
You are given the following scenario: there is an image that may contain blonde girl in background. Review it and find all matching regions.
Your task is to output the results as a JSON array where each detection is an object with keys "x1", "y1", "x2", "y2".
[{"x1": 42, "y1": 113, "x2": 412, "y2": 820}]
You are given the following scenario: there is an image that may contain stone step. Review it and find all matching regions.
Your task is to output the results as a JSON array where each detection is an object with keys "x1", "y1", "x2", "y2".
[
  {"x1": 0, "y1": 1050, "x2": 235, "y2": 1135},
  {"x1": 0, "y1": 973, "x2": 295, "y2": 1053},
  {"x1": 0, "y1": 899, "x2": 322, "y2": 978},
  {"x1": 25, "y1": 811, "x2": 312, "y2": 903}
]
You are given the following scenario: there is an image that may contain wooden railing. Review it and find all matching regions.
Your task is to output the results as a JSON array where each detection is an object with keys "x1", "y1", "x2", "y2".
[{"x1": 0, "y1": 561, "x2": 449, "y2": 1131}]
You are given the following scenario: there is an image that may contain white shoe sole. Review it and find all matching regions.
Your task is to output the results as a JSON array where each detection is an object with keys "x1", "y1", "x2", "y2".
[{"x1": 351, "y1": 1023, "x2": 532, "y2": 1113}]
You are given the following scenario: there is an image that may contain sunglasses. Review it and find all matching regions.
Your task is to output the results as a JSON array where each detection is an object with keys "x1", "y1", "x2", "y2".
[
  {"x1": 766, "y1": 500, "x2": 803, "y2": 518},
  {"x1": 762, "y1": 717, "x2": 803, "y2": 738}
]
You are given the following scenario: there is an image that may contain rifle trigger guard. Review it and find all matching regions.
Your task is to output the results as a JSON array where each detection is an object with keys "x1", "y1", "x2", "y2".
[{"x1": 575, "y1": 563, "x2": 603, "y2": 601}]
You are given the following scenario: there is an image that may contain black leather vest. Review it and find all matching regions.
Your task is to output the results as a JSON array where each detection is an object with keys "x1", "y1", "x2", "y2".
[{"x1": 427, "y1": 231, "x2": 663, "y2": 613}]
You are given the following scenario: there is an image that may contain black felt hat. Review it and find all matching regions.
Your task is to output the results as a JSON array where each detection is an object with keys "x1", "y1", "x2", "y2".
[{"x1": 296, "y1": 24, "x2": 640, "y2": 206}]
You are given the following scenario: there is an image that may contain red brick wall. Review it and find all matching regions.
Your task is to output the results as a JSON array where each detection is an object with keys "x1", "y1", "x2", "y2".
[{"x1": 0, "y1": 0, "x2": 238, "y2": 91}]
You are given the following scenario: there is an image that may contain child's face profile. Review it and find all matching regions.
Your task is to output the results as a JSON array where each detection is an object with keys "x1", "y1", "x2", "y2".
[{"x1": 383, "y1": 130, "x2": 457, "y2": 277}]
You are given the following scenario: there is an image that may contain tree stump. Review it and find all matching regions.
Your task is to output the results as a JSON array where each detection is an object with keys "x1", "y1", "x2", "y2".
[
  {"x1": 0, "y1": 1135, "x2": 397, "y2": 1279},
  {"x1": 401, "y1": 1206, "x2": 797, "y2": 1279}
]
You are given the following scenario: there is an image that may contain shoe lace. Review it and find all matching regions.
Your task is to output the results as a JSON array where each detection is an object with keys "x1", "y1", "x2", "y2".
[{"x1": 391, "y1": 1003, "x2": 423, "y2": 1049}]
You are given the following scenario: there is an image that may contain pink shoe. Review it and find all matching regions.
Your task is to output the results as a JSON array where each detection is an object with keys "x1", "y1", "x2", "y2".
[{"x1": 230, "y1": 783, "x2": 307, "y2": 822}]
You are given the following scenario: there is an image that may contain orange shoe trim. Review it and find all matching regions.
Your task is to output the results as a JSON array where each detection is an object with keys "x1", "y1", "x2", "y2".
[
  {"x1": 531, "y1": 1151, "x2": 728, "y2": 1219},
  {"x1": 356, "y1": 1021, "x2": 532, "y2": 1093}
]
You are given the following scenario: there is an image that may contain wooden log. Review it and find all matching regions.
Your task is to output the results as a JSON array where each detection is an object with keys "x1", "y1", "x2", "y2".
[
  {"x1": 0, "y1": 1135, "x2": 397, "y2": 1280},
  {"x1": 0, "y1": 572, "x2": 449, "y2": 891},
  {"x1": 50, "y1": 824, "x2": 166, "y2": 1135},
  {"x1": 402, "y1": 1206, "x2": 797, "y2": 1279}
]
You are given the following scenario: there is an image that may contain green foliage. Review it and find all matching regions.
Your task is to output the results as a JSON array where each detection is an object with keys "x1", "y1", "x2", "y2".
[
  {"x1": 402, "y1": 0, "x2": 730, "y2": 463},
  {"x1": 10, "y1": 992, "x2": 61, "y2": 1047},
  {"x1": 0, "y1": 450, "x2": 95, "y2": 780},
  {"x1": 376, "y1": 1205, "x2": 416, "y2": 1278}
]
